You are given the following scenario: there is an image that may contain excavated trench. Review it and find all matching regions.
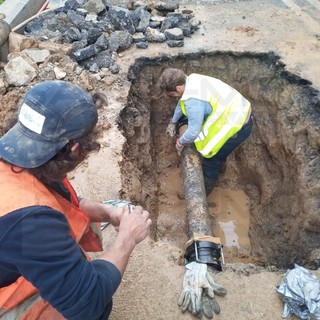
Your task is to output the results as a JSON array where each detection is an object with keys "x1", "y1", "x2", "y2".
[{"x1": 119, "y1": 51, "x2": 320, "y2": 269}]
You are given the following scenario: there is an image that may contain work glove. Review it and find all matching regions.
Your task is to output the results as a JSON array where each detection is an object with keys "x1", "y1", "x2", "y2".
[
  {"x1": 178, "y1": 262, "x2": 227, "y2": 319},
  {"x1": 176, "y1": 138, "x2": 184, "y2": 156},
  {"x1": 166, "y1": 121, "x2": 176, "y2": 137}
]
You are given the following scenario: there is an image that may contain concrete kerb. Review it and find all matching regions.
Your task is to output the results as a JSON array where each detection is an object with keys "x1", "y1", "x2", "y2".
[
  {"x1": 0, "y1": 0, "x2": 45, "y2": 30},
  {"x1": 0, "y1": 0, "x2": 45, "y2": 61}
]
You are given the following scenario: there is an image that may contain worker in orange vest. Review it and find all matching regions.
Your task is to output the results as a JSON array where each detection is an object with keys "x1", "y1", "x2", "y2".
[{"x1": 0, "y1": 80, "x2": 152, "y2": 320}]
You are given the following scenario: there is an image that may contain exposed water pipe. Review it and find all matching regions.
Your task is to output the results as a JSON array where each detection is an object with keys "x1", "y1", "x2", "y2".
[
  {"x1": 179, "y1": 127, "x2": 224, "y2": 269},
  {"x1": 178, "y1": 124, "x2": 212, "y2": 237},
  {"x1": 180, "y1": 143, "x2": 212, "y2": 237}
]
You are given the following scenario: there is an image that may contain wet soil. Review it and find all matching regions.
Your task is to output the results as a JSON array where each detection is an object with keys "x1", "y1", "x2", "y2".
[{"x1": 119, "y1": 51, "x2": 320, "y2": 268}]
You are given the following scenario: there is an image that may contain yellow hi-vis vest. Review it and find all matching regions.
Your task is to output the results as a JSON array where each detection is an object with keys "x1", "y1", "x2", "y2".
[{"x1": 180, "y1": 74, "x2": 251, "y2": 158}]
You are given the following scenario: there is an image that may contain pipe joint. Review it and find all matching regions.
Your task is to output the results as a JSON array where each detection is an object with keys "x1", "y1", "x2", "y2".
[{"x1": 185, "y1": 240, "x2": 224, "y2": 271}]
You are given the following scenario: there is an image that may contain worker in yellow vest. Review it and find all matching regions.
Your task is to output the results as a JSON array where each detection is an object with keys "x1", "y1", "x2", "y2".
[
  {"x1": 0, "y1": 81, "x2": 151, "y2": 319},
  {"x1": 159, "y1": 68, "x2": 253, "y2": 195}
]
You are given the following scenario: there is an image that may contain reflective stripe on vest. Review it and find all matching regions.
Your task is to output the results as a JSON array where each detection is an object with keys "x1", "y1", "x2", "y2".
[
  {"x1": 0, "y1": 162, "x2": 102, "y2": 318},
  {"x1": 180, "y1": 74, "x2": 251, "y2": 158}
]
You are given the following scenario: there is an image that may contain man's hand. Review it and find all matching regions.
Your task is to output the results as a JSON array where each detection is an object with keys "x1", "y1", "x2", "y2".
[
  {"x1": 99, "y1": 204, "x2": 152, "y2": 275},
  {"x1": 178, "y1": 262, "x2": 227, "y2": 318},
  {"x1": 118, "y1": 206, "x2": 151, "y2": 245},
  {"x1": 79, "y1": 198, "x2": 138, "y2": 227},
  {"x1": 102, "y1": 199, "x2": 135, "y2": 227},
  {"x1": 176, "y1": 138, "x2": 184, "y2": 156},
  {"x1": 166, "y1": 121, "x2": 176, "y2": 137}
]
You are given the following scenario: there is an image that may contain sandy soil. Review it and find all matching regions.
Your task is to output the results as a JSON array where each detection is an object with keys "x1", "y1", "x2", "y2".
[{"x1": 1, "y1": 0, "x2": 320, "y2": 319}]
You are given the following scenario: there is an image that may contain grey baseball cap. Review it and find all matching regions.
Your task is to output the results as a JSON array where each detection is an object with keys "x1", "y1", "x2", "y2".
[{"x1": 0, "y1": 80, "x2": 98, "y2": 168}]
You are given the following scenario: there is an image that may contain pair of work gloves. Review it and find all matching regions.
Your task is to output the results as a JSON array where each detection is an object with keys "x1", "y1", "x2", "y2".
[{"x1": 178, "y1": 261, "x2": 227, "y2": 319}]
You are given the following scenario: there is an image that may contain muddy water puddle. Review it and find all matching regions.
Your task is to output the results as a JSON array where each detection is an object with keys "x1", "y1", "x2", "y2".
[{"x1": 208, "y1": 187, "x2": 251, "y2": 262}]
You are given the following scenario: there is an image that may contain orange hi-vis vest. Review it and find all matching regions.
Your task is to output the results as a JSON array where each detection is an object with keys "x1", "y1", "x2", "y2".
[{"x1": 0, "y1": 161, "x2": 103, "y2": 319}]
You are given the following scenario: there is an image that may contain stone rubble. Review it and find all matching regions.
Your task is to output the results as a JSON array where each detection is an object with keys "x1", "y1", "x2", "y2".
[{"x1": 21, "y1": 0, "x2": 200, "y2": 74}]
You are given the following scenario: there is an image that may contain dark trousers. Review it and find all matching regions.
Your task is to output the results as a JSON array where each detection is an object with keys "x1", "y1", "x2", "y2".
[{"x1": 202, "y1": 116, "x2": 253, "y2": 180}]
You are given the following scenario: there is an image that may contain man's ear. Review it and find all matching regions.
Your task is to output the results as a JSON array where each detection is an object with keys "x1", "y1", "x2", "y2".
[
  {"x1": 71, "y1": 142, "x2": 80, "y2": 154},
  {"x1": 176, "y1": 85, "x2": 185, "y2": 95}
]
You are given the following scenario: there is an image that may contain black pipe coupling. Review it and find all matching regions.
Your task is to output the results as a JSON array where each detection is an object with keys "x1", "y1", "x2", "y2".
[{"x1": 185, "y1": 240, "x2": 224, "y2": 271}]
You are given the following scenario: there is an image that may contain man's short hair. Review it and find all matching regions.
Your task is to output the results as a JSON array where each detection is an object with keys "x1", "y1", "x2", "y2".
[{"x1": 158, "y1": 68, "x2": 187, "y2": 92}]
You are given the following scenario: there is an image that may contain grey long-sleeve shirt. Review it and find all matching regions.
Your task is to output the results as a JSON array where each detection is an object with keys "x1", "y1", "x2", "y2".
[{"x1": 172, "y1": 98, "x2": 212, "y2": 144}]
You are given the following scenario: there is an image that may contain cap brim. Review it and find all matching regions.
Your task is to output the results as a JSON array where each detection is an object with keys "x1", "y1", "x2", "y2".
[{"x1": 0, "y1": 123, "x2": 68, "y2": 169}]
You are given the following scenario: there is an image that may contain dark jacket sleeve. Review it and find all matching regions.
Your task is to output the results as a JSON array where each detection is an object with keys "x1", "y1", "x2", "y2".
[{"x1": 0, "y1": 206, "x2": 121, "y2": 320}]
